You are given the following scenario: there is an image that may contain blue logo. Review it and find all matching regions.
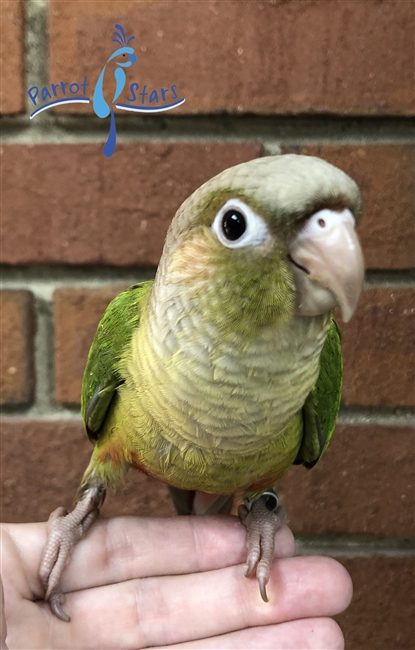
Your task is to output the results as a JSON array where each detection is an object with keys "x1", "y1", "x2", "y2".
[{"x1": 28, "y1": 24, "x2": 185, "y2": 157}]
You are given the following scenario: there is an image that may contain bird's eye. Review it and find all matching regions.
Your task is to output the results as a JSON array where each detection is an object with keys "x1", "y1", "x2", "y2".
[
  {"x1": 211, "y1": 199, "x2": 270, "y2": 249},
  {"x1": 222, "y1": 210, "x2": 246, "y2": 240},
  {"x1": 122, "y1": 53, "x2": 126, "y2": 57}
]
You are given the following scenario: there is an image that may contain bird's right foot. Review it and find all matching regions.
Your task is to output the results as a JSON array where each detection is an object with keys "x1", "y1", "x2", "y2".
[
  {"x1": 239, "y1": 489, "x2": 285, "y2": 603},
  {"x1": 39, "y1": 483, "x2": 105, "y2": 622}
]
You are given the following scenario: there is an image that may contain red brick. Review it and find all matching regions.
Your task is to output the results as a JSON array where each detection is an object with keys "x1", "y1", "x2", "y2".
[
  {"x1": 47, "y1": 1, "x2": 414, "y2": 116},
  {"x1": 1, "y1": 419, "x2": 175, "y2": 523},
  {"x1": 0, "y1": 1, "x2": 24, "y2": 114},
  {"x1": 279, "y1": 425, "x2": 415, "y2": 537},
  {"x1": 283, "y1": 145, "x2": 415, "y2": 270},
  {"x1": 0, "y1": 291, "x2": 35, "y2": 405},
  {"x1": 341, "y1": 288, "x2": 414, "y2": 408},
  {"x1": 336, "y1": 557, "x2": 415, "y2": 650},
  {"x1": 54, "y1": 286, "x2": 130, "y2": 405},
  {"x1": 0, "y1": 143, "x2": 262, "y2": 266}
]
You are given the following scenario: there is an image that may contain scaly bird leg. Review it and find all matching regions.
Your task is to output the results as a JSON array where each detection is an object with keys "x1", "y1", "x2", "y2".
[
  {"x1": 39, "y1": 478, "x2": 106, "y2": 622},
  {"x1": 238, "y1": 489, "x2": 285, "y2": 602}
]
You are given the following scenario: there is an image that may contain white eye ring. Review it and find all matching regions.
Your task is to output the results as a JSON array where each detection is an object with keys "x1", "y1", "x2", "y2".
[{"x1": 211, "y1": 199, "x2": 270, "y2": 249}]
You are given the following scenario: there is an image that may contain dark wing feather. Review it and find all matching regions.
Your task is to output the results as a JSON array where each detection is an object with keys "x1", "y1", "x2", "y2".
[
  {"x1": 295, "y1": 319, "x2": 342, "y2": 468},
  {"x1": 81, "y1": 281, "x2": 153, "y2": 443}
]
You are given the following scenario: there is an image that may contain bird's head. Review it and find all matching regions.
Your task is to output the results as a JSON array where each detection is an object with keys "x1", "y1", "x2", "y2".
[
  {"x1": 162, "y1": 155, "x2": 364, "y2": 333},
  {"x1": 107, "y1": 46, "x2": 137, "y2": 68}
]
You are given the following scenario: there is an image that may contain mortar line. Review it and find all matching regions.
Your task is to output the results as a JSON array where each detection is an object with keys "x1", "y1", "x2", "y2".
[
  {"x1": 0, "y1": 267, "x2": 413, "y2": 289},
  {"x1": 31, "y1": 293, "x2": 56, "y2": 414},
  {"x1": 363, "y1": 271, "x2": 415, "y2": 287},
  {"x1": 0, "y1": 269, "x2": 157, "y2": 300},
  {"x1": 1, "y1": 405, "x2": 413, "y2": 427},
  {"x1": 25, "y1": 0, "x2": 49, "y2": 115},
  {"x1": 337, "y1": 409, "x2": 414, "y2": 427},
  {"x1": 295, "y1": 536, "x2": 415, "y2": 557},
  {"x1": 0, "y1": 408, "x2": 82, "y2": 421},
  {"x1": 1, "y1": 114, "x2": 414, "y2": 145}
]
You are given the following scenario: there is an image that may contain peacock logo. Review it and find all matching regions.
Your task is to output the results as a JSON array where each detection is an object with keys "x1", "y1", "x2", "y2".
[
  {"x1": 92, "y1": 25, "x2": 137, "y2": 157},
  {"x1": 28, "y1": 23, "x2": 186, "y2": 158}
]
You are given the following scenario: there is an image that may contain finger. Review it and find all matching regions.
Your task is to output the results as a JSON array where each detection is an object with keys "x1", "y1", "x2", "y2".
[
  {"x1": 43, "y1": 556, "x2": 351, "y2": 649},
  {"x1": 161, "y1": 617, "x2": 345, "y2": 649},
  {"x1": 5, "y1": 517, "x2": 294, "y2": 596},
  {"x1": 62, "y1": 516, "x2": 294, "y2": 593},
  {"x1": 0, "y1": 575, "x2": 8, "y2": 650}
]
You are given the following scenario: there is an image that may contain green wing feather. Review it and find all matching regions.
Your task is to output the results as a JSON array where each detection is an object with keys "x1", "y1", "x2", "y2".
[
  {"x1": 296, "y1": 319, "x2": 342, "y2": 468},
  {"x1": 81, "y1": 281, "x2": 153, "y2": 443}
]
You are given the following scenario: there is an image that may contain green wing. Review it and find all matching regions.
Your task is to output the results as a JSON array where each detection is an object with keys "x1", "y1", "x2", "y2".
[
  {"x1": 295, "y1": 319, "x2": 342, "y2": 468},
  {"x1": 81, "y1": 281, "x2": 153, "y2": 443}
]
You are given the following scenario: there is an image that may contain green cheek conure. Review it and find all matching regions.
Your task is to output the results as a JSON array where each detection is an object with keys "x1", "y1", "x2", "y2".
[{"x1": 40, "y1": 154, "x2": 364, "y2": 621}]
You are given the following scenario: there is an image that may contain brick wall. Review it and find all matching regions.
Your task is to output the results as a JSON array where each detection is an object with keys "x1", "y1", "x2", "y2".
[{"x1": 1, "y1": 1, "x2": 414, "y2": 648}]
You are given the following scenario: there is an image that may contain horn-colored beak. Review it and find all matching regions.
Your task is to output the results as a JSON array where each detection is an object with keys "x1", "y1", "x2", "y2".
[{"x1": 289, "y1": 208, "x2": 364, "y2": 322}]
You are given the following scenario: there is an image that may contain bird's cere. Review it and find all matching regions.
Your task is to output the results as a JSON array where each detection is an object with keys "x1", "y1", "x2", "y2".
[
  {"x1": 289, "y1": 208, "x2": 364, "y2": 322},
  {"x1": 211, "y1": 199, "x2": 271, "y2": 248}
]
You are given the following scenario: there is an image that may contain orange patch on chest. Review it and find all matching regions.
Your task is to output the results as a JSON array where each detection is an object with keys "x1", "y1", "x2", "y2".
[{"x1": 96, "y1": 441, "x2": 125, "y2": 466}]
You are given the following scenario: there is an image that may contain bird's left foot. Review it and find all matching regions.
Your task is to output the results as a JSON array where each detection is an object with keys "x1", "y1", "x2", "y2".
[{"x1": 238, "y1": 490, "x2": 285, "y2": 602}]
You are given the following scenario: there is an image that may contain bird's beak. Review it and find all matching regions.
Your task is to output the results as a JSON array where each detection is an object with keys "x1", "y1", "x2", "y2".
[{"x1": 289, "y1": 208, "x2": 364, "y2": 322}]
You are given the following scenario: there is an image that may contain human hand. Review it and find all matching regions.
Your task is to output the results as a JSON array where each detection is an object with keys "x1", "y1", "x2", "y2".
[{"x1": 1, "y1": 516, "x2": 351, "y2": 649}]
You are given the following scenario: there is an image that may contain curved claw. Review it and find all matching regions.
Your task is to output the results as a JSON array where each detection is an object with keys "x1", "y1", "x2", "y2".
[
  {"x1": 258, "y1": 575, "x2": 269, "y2": 603},
  {"x1": 50, "y1": 591, "x2": 71, "y2": 623}
]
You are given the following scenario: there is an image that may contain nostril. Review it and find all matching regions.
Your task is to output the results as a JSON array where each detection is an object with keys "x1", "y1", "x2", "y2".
[{"x1": 318, "y1": 218, "x2": 326, "y2": 228}]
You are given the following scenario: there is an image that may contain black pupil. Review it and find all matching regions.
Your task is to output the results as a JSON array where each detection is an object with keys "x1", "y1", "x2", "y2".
[{"x1": 222, "y1": 210, "x2": 246, "y2": 241}]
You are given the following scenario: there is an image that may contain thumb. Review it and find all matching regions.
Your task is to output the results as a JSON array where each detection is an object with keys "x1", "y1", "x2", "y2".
[{"x1": 0, "y1": 575, "x2": 8, "y2": 650}]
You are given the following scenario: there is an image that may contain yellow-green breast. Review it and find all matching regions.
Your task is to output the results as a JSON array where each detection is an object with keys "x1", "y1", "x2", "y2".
[{"x1": 98, "y1": 276, "x2": 330, "y2": 494}]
